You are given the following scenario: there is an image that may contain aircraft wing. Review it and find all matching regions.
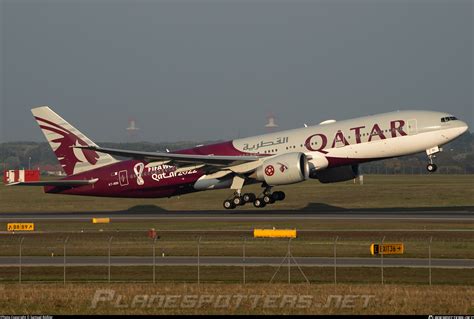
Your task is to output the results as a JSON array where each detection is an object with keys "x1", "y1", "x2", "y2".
[
  {"x1": 6, "y1": 179, "x2": 98, "y2": 187},
  {"x1": 76, "y1": 146, "x2": 261, "y2": 167}
]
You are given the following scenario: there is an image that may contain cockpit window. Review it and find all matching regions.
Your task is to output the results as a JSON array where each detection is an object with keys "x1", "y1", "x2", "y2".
[{"x1": 441, "y1": 116, "x2": 458, "y2": 123}]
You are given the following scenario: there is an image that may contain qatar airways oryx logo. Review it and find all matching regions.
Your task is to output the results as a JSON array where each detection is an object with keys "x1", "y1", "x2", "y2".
[
  {"x1": 277, "y1": 162, "x2": 288, "y2": 173},
  {"x1": 35, "y1": 116, "x2": 99, "y2": 175}
]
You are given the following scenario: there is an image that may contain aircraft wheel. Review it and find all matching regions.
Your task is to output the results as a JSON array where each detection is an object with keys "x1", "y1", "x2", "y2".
[
  {"x1": 272, "y1": 191, "x2": 286, "y2": 201},
  {"x1": 263, "y1": 194, "x2": 275, "y2": 204},
  {"x1": 242, "y1": 193, "x2": 256, "y2": 203},
  {"x1": 223, "y1": 199, "x2": 236, "y2": 209},
  {"x1": 233, "y1": 196, "x2": 244, "y2": 206},
  {"x1": 427, "y1": 163, "x2": 437, "y2": 173},
  {"x1": 253, "y1": 198, "x2": 266, "y2": 208}
]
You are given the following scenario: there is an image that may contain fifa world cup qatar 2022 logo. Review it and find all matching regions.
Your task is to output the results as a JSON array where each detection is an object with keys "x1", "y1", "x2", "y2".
[
  {"x1": 264, "y1": 165, "x2": 275, "y2": 176},
  {"x1": 265, "y1": 163, "x2": 288, "y2": 177},
  {"x1": 133, "y1": 163, "x2": 145, "y2": 185}
]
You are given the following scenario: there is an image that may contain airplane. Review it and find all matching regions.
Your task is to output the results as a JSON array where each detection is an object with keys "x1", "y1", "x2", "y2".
[{"x1": 8, "y1": 106, "x2": 469, "y2": 209}]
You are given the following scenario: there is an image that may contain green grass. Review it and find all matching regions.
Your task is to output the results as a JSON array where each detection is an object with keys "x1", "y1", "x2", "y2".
[
  {"x1": 1, "y1": 226, "x2": 473, "y2": 258},
  {"x1": 0, "y1": 174, "x2": 472, "y2": 314},
  {"x1": 0, "y1": 266, "x2": 472, "y2": 286},
  {"x1": 1, "y1": 175, "x2": 472, "y2": 258},
  {"x1": 1, "y1": 175, "x2": 473, "y2": 212}
]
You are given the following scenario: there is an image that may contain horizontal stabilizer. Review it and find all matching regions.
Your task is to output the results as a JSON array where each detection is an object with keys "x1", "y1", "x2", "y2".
[{"x1": 6, "y1": 179, "x2": 98, "y2": 187}]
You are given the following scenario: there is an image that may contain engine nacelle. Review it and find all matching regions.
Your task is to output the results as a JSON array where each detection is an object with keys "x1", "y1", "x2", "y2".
[
  {"x1": 255, "y1": 152, "x2": 309, "y2": 186},
  {"x1": 310, "y1": 164, "x2": 359, "y2": 183}
]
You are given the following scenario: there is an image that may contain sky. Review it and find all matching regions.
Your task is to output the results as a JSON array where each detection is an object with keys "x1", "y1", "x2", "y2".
[{"x1": 0, "y1": 0, "x2": 472, "y2": 143}]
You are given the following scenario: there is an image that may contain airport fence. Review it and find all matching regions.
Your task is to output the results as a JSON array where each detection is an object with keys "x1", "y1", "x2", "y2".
[{"x1": 0, "y1": 231, "x2": 472, "y2": 285}]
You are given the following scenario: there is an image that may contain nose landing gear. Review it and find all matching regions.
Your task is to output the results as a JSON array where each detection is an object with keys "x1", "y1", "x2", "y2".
[
  {"x1": 426, "y1": 163, "x2": 437, "y2": 173},
  {"x1": 426, "y1": 146, "x2": 441, "y2": 173}
]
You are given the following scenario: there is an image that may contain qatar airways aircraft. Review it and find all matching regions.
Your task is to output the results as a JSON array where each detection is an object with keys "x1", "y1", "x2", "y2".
[{"x1": 9, "y1": 106, "x2": 468, "y2": 209}]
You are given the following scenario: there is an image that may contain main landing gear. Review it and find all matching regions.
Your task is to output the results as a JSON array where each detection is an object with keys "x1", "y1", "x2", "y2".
[
  {"x1": 223, "y1": 192, "x2": 257, "y2": 209},
  {"x1": 223, "y1": 188, "x2": 286, "y2": 210},
  {"x1": 426, "y1": 146, "x2": 441, "y2": 173},
  {"x1": 253, "y1": 188, "x2": 286, "y2": 208}
]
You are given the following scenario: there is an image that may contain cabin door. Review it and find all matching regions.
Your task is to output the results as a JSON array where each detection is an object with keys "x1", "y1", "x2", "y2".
[{"x1": 407, "y1": 119, "x2": 418, "y2": 135}]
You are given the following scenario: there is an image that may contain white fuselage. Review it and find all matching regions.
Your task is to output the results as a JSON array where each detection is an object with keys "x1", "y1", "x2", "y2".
[{"x1": 231, "y1": 110, "x2": 468, "y2": 169}]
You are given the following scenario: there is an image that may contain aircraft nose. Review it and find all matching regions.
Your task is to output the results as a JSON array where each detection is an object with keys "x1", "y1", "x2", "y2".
[{"x1": 459, "y1": 121, "x2": 469, "y2": 134}]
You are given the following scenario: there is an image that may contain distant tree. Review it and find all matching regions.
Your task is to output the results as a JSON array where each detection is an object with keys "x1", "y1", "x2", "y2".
[{"x1": 4, "y1": 156, "x2": 21, "y2": 170}]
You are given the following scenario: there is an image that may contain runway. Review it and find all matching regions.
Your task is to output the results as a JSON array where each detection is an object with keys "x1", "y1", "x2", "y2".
[
  {"x1": 0, "y1": 256, "x2": 472, "y2": 268},
  {"x1": 0, "y1": 210, "x2": 473, "y2": 222}
]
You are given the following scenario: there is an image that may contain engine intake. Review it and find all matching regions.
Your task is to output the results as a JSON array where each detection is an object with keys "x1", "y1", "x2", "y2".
[{"x1": 255, "y1": 152, "x2": 309, "y2": 186}]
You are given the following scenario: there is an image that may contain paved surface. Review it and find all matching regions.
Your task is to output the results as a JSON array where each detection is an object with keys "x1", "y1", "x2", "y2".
[
  {"x1": 0, "y1": 210, "x2": 473, "y2": 221},
  {"x1": 0, "y1": 256, "x2": 472, "y2": 268}
]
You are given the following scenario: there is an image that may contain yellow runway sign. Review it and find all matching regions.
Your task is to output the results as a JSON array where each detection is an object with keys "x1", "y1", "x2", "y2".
[
  {"x1": 370, "y1": 243, "x2": 404, "y2": 255},
  {"x1": 254, "y1": 229, "x2": 297, "y2": 238},
  {"x1": 92, "y1": 218, "x2": 110, "y2": 224},
  {"x1": 7, "y1": 223, "x2": 35, "y2": 231}
]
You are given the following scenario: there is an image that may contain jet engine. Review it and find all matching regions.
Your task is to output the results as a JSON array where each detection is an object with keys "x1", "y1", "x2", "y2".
[{"x1": 255, "y1": 152, "x2": 309, "y2": 186}]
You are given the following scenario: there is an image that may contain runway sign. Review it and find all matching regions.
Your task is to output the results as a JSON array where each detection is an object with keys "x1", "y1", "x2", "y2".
[
  {"x1": 254, "y1": 229, "x2": 297, "y2": 238},
  {"x1": 7, "y1": 223, "x2": 35, "y2": 231},
  {"x1": 92, "y1": 218, "x2": 110, "y2": 224},
  {"x1": 4, "y1": 169, "x2": 40, "y2": 184},
  {"x1": 370, "y1": 243, "x2": 404, "y2": 255}
]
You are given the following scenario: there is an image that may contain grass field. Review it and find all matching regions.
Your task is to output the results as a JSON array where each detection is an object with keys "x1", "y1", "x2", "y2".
[
  {"x1": 1, "y1": 265, "x2": 472, "y2": 286},
  {"x1": 1, "y1": 230, "x2": 473, "y2": 258},
  {"x1": 0, "y1": 283, "x2": 472, "y2": 314},
  {"x1": 1, "y1": 174, "x2": 472, "y2": 259},
  {"x1": 1, "y1": 175, "x2": 472, "y2": 314},
  {"x1": 1, "y1": 175, "x2": 473, "y2": 212}
]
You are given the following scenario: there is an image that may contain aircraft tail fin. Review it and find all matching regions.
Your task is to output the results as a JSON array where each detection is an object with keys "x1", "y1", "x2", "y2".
[{"x1": 31, "y1": 106, "x2": 118, "y2": 176}]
